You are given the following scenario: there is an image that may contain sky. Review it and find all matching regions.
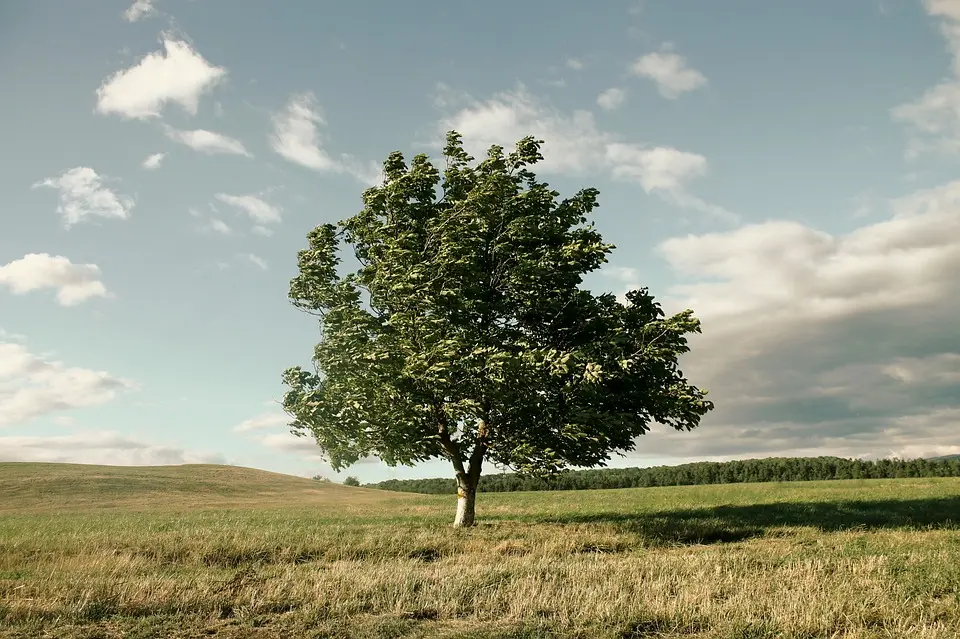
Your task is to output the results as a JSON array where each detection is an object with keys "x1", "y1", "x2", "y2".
[{"x1": 1, "y1": 0, "x2": 959, "y2": 483}]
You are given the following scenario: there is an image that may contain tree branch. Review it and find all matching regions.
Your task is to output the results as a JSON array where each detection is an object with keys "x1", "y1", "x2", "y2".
[
  {"x1": 435, "y1": 403, "x2": 466, "y2": 475},
  {"x1": 467, "y1": 418, "x2": 489, "y2": 481}
]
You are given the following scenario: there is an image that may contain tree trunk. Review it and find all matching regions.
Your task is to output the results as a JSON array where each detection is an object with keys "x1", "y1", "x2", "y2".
[{"x1": 453, "y1": 472, "x2": 478, "y2": 528}]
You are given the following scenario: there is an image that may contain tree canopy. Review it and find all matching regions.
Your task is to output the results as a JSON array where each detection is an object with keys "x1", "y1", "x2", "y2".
[{"x1": 282, "y1": 131, "x2": 714, "y2": 526}]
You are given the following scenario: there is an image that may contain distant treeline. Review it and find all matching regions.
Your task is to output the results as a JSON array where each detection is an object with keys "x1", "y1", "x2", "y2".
[{"x1": 364, "y1": 456, "x2": 960, "y2": 494}]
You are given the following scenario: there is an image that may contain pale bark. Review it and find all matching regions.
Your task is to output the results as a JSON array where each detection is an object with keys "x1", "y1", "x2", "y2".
[
  {"x1": 440, "y1": 415, "x2": 487, "y2": 528},
  {"x1": 453, "y1": 473, "x2": 477, "y2": 528}
]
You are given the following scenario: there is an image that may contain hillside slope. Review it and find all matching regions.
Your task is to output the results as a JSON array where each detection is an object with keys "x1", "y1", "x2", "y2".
[{"x1": 0, "y1": 462, "x2": 409, "y2": 514}]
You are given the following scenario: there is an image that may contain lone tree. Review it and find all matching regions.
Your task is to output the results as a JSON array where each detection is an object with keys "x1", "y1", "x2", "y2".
[{"x1": 282, "y1": 131, "x2": 714, "y2": 527}]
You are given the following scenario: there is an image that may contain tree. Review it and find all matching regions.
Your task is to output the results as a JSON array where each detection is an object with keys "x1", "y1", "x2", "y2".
[
  {"x1": 282, "y1": 131, "x2": 715, "y2": 527},
  {"x1": 343, "y1": 475, "x2": 361, "y2": 487}
]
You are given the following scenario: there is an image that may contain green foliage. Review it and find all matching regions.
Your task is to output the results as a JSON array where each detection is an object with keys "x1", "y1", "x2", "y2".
[
  {"x1": 343, "y1": 475, "x2": 361, "y2": 487},
  {"x1": 366, "y1": 456, "x2": 960, "y2": 494},
  {"x1": 282, "y1": 130, "x2": 713, "y2": 494},
  {"x1": 311, "y1": 475, "x2": 331, "y2": 483}
]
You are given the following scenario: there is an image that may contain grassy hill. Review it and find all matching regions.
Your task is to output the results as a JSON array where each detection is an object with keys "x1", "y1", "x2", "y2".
[
  {"x1": 0, "y1": 462, "x2": 409, "y2": 515},
  {"x1": 2, "y1": 465, "x2": 959, "y2": 638}
]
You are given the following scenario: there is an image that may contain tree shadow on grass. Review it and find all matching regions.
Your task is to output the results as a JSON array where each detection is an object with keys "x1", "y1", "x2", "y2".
[{"x1": 536, "y1": 496, "x2": 960, "y2": 546}]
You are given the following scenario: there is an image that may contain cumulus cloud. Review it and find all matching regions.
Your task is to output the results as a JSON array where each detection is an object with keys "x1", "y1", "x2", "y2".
[
  {"x1": 0, "y1": 341, "x2": 136, "y2": 426},
  {"x1": 269, "y1": 93, "x2": 381, "y2": 184},
  {"x1": 631, "y1": 50, "x2": 707, "y2": 99},
  {"x1": 230, "y1": 409, "x2": 397, "y2": 473},
  {"x1": 626, "y1": 181, "x2": 960, "y2": 462},
  {"x1": 606, "y1": 144, "x2": 738, "y2": 223},
  {"x1": 435, "y1": 83, "x2": 611, "y2": 175},
  {"x1": 0, "y1": 254, "x2": 111, "y2": 306},
  {"x1": 243, "y1": 253, "x2": 268, "y2": 270},
  {"x1": 260, "y1": 433, "x2": 319, "y2": 454},
  {"x1": 164, "y1": 126, "x2": 251, "y2": 156},
  {"x1": 232, "y1": 410, "x2": 327, "y2": 462},
  {"x1": 891, "y1": 1, "x2": 960, "y2": 157},
  {"x1": 233, "y1": 413, "x2": 289, "y2": 433},
  {"x1": 214, "y1": 193, "x2": 281, "y2": 225},
  {"x1": 0, "y1": 431, "x2": 225, "y2": 465},
  {"x1": 141, "y1": 152, "x2": 166, "y2": 169},
  {"x1": 434, "y1": 83, "x2": 733, "y2": 221},
  {"x1": 95, "y1": 36, "x2": 225, "y2": 119},
  {"x1": 33, "y1": 167, "x2": 134, "y2": 228},
  {"x1": 599, "y1": 265, "x2": 642, "y2": 304},
  {"x1": 269, "y1": 93, "x2": 334, "y2": 170},
  {"x1": 207, "y1": 218, "x2": 232, "y2": 235},
  {"x1": 605, "y1": 144, "x2": 706, "y2": 192},
  {"x1": 122, "y1": 0, "x2": 157, "y2": 22},
  {"x1": 596, "y1": 87, "x2": 626, "y2": 111}
]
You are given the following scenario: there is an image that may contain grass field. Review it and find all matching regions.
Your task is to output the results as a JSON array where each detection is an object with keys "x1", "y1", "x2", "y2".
[{"x1": 1, "y1": 463, "x2": 959, "y2": 638}]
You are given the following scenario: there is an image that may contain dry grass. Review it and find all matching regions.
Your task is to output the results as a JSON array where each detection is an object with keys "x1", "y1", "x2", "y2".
[
  {"x1": 1, "y1": 463, "x2": 959, "y2": 638},
  {"x1": 0, "y1": 463, "x2": 408, "y2": 515}
]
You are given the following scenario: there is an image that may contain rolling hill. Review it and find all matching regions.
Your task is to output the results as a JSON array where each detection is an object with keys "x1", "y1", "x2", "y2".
[{"x1": 0, "y1": 462, "x2": 409, "y2": 515}]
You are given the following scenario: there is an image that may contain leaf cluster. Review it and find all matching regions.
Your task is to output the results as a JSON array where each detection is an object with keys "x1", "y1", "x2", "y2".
[{"x1": 282, "y1": 132, "x2": 713, "y2": 475}]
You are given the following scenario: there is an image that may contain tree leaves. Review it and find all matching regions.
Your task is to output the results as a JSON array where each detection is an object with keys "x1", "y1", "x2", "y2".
[{"x1": 282, "y1": 131, "x2": 714, "y2": 478}]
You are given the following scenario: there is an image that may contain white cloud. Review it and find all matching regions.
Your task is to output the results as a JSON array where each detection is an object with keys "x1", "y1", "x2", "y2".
[
  {"x1": 95, "y1": 36, "x2": 225, "y2": 119},
  {"x1": 269, "y1": 93, "x2": 381, "y2": 184},
  {"x1": 122, "y1": 0, "x2": 157, "y2": 22},
  {"x1": 0, "y1": 254, "x2": 111, "y2": 306},
  {"x1": 233, "y1": 413, "x2": 288, "y2": 433},
  {"x1": 208, "y1": 218, "x2": 232, "y2": 235},
  {"x1": 879, "y1": 353, "x2": 960, "y2": 385},
  {"x1": 214, "y1": 193, "x2": 281, "y2": 224},
  {"x1": 0, "y1": 430, "x2": 224, "y2": 465},
  {"x1": 243, "y1": 253, "x2": 268, "y2": 270},
  {"x1": 269, "y1": 93, "x2": 336, "y2": 171},
  {"x1": 260, "y1": 432, "x2": 319, "y2": 455},
  {"x1": 232, "y1": 411, "x2": 319, "y2": 459},
  {"x1": 628, "y1": 181, "x2": 960, "y2": 462},
  {"x1": 164, "y1": 126, "x2": 251, "y2": 156},
  {"x1": 231, "y1": 410, "x2": 381, "y2": 474},
  {"x1": 605, "y1": 144, "x2": 707, "y2": 192},
  {"x1": 604, "y1": 144, "x2": 738, "y2": 222},
  {"x1": 597, "y1": 87, "x2": 626, "y2": 111},
  {"x1": 565, "y1": 58, "x2": 585, "y2": 70},
  {"x1": 631, "y1": 50, "x2": 707, "y2": 99},
  {"x1": 603, "y1": 265, "x2": 640, "y2": 283},
  {"x1": 434, "y1": 83, "x2": 732, "y2": 220},
  {"x1": 435, "y1": 83, "x2": 613, "y2": 174},
  {"x1": 599, "y1": 265, "x2": 641, "y2": 303},
  {"x1": 0, "y1": 341, "x2": 136, "y2": 426},
  {"x1": 891, "y1": 1, "x2": 960, "y2": 156},
  {"x1": 142, "y1": 152, "x2": 166, "y2": 169},
  {"x1": 659, "y1": 202, "x2": 960, "y2": 322},
  {"x1": 251, "y1": 225, "x2": 274, "y2": 237},
  {"x1": 33, "y1": 167, "x2": 134, "y2": 228}
]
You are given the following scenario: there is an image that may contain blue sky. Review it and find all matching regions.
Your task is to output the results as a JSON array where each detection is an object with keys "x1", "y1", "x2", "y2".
[{"x1": 2, "y1": 0, "x2": 959, "y2": 483}]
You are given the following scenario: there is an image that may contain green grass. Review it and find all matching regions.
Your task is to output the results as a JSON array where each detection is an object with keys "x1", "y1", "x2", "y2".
[{"x1": 2, "y1": 463, "x2": 959, "y2": 638}]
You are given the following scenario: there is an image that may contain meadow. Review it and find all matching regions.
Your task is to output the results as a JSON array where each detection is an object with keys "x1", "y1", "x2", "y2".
[{"x1": 1, "y1": 463, "x2": 959, "y2": 638}]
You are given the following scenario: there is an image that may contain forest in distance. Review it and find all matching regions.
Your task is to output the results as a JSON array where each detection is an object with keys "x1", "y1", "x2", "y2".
[{"x1": 364, "y1": 455, "x2": 960, "y2": 494}]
